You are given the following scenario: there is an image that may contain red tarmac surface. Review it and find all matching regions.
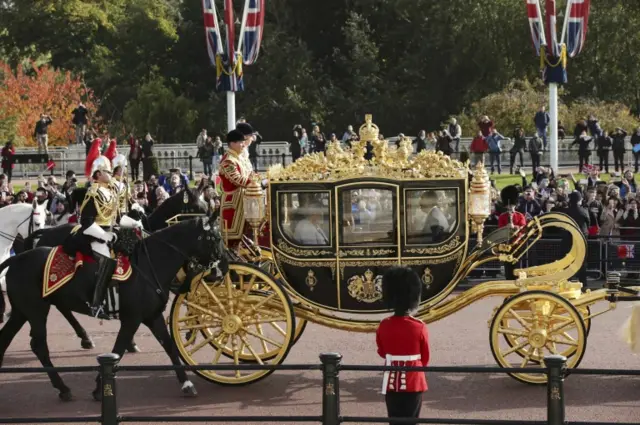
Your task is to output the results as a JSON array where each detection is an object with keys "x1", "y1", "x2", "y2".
[{"x1": 0, "y1": 295, "x2": 638, "y2": 425}]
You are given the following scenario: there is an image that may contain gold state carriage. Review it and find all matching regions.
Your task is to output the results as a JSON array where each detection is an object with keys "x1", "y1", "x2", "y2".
[{"x1": 168, "y1": 115, "x2": 638, "y2": 386}]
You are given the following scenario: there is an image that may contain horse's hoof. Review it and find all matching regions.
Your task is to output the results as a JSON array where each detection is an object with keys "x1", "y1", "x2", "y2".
[
  {"x1": 127, "y1": 343, "x2": 141, "y2": 353},
  {"x1": 181, "y1": 380, "x2": 198, "y2": 397},
  {"x1": 92, "y1": 389, "x2": 102, "y2": 402},
  {"x1": 81, "y1": 339, "x2": 95, "y2": 350},
  {"x1": 59, "y1": 391, "x2": 73, "y2": 402}
]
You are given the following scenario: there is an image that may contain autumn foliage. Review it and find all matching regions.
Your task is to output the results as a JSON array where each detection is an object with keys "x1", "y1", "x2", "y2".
[{"x1": 0, "y1": 61, "x2": 100, "y2": 147}]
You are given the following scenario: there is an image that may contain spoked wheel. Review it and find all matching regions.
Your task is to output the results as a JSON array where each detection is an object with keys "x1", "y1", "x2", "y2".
[
  {"x1": 499, "y1": 299, "x2": 591, "y2": 363},
  {"x1": 490, "y1": 290, "x2": 587, "y2": 385},
  {"x1": 170, "y1": 263, "x2": 296, "y2": 385}
]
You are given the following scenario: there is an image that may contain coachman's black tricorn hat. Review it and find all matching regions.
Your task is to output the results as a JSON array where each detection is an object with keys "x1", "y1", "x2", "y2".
[
  {"x1": 382, "y1": 266, "x2": 423, "y2": 315},
  {"x1": 500, "y1": 185, "x2": 520, "y2": 208},
  {"x1": 226, "y1": 129, "x2": 245, "y2": 144}
]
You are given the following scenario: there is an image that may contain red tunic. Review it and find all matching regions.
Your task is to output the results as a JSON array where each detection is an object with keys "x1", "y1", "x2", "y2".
[
  {"x1": 376, "y1": 316, "x2": 430, "y2": 394},
  {"x1": 497, "y1": 211, "x2": 526, "y2": 228},
  {"x1": 218, "y1": 149, "x2": 253, "y2": 241}
]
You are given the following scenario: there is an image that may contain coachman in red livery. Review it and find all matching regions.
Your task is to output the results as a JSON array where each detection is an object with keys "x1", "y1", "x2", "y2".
[{"x1": 376, "y1": 266, "x2": 430, "y2": 425}]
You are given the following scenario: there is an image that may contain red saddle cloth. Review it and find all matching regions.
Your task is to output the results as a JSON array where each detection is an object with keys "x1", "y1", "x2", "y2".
[{"x1": 42, "y1": 246, "x2": 132, "y2": 298}]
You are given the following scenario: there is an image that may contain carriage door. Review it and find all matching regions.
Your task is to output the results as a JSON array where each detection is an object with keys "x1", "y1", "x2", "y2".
[{"x1": 336, "y1": 182, "x2": 400, "y2": 312}]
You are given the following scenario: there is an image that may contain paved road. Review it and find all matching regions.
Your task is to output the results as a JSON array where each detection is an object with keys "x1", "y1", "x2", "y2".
[{"x1": 0, "y1": 295, "x2": 638, "y2": 425}]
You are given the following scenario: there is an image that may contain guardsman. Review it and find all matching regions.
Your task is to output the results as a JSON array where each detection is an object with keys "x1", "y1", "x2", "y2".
[
  {"x1": 218, "y1": 129, "x2": 258, "y2": 244},
  {"x1": 497, "y1": 185, "x2": 526, "y2": 280},
  {"x1": 81, "y1": 139, "x2": 119, "y2": 319},
  {"x1": 112, "y1": 155, "x2": 130, "y2": 219},
  {"x1": 376, "y1": 266, "x2": 430, "y2": 425}
]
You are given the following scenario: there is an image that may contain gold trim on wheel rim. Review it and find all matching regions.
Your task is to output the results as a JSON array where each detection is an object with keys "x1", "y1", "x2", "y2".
[
  {"x1": 490, "y1": 290, "x2": 586, "y2": 385},
  {"x1": 170, "y1": 263, "x2": 295, "y2": 385}
]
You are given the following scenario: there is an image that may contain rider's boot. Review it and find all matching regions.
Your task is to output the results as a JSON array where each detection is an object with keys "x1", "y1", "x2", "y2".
[{"x1": 89, "y1": 256, "x2": 117, "y2": 320}]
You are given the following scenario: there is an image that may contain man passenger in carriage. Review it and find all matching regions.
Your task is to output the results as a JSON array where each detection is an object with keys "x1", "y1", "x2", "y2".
[
  {"x1": 293, "y1": 200, "x2": 329, "y2": 245},
  {"x1": 418, "y1": 190, "x2": 450, "y2": 243}
]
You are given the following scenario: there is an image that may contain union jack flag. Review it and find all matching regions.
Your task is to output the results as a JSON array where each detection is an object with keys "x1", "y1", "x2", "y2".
[
  {"x1": 526, "y1": 0, "x2": 545, "y2": 55},
  {"x1": 566, "y1": 0, "x2": 590, "y2": 57},
  {"x1": 202, "y1": 0, "x2": 223, "y2": 65},
  {"x1": 618, "y1": 244, "x2": 635, "y2": 260},
  {"x1": 240, "y1": 0, "x2": 265, "y2": 65},
  {"x1": 544, "y1": 0, "x2": 560, "y2": 57}
]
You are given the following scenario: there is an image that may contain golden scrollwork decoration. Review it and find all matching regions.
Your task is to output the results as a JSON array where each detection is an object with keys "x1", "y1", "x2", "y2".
[
  {"x1": 405, "y1": 237, "x2": 462, "y2": 255},
  {"x1": 347, "y1": 269, "x2": 383, "y2": 303},
  {"x1": 401, "y1": 250, "x2": 463, "y2": 267},
  {"x1": 276, "y1": 240, "x2": 331, "y2": 257},
  {"x1": 275, "y1": 256, "x2": 337, "y2": 279}
]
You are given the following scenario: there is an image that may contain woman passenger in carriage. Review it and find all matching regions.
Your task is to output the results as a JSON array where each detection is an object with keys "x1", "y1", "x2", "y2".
[{"x1": 377, "y1": 266, "x2": 430, "y2": 425}]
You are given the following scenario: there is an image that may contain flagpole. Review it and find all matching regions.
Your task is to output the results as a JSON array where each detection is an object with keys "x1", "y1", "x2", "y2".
[
  {"x1": 227, "y1": 92, "x2": 236, "y2": 132},
  {"x1": 549, "y1": 83, "x2": 559, "y2": 173},
  {"x1": 560, "y1": 0, "x2": 572, "y2": 44},
  {"x1": 236, "y1": 0, "x2": 251, "y2": 53}
]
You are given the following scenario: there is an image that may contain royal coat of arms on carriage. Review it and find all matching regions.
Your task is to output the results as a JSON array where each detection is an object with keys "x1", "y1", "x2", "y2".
[{"x1": 347, "y1": 269, "x2": 383, "y2": 303}]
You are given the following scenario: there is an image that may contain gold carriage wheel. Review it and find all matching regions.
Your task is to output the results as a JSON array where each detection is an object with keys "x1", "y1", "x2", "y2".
[
  {"x1": 499, "y1": 300, "x2": 591, "y2": 362},
  {"x1": 170, "y1": 263, "x2": 296, "y2": 385},
  {"x1": 489, "y1": 290, "x2": 587, "y2": 385}
]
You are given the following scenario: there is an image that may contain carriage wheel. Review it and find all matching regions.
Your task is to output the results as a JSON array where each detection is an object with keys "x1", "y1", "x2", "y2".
[
  {"x1": 170, "y1": 263, "x2": 296, "y2": 385},
  {"x1": 499, "y1": 299, "x2": 591, "y2": 363},
  {"x1": 490, "y1": 290, "x2": 587, "y2": 385}
]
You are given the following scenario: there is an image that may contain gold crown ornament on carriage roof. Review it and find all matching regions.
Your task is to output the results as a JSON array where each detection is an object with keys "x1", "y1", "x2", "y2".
[{"x1": 267, "y1": 114, "x2": 468, "y2": 182}]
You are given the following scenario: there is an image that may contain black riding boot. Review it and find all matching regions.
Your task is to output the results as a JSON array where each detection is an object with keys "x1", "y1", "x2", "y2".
[{"x1": 90, "y1": 256, "x2": 117, "y2": 319}]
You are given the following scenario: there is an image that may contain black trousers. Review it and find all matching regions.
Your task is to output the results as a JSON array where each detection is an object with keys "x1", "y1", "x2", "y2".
[
  {"x1": 530, "y1": 153, "x2": 541, "y2": 170},
  {"x1": 598, "y1": 152, "x2": 609, "y2": 173},
  {"x1": 510, "y1": 150, "x2": 524, "y2": 173},
  {"x1": 613, "y1": 150, "x2": 624, "y2": 172},
  {"x1": 385, "y1": 392, "x2": 422, "y2": 425},
  {"x1": 578, "y1": 152, "x2": 590, "y2": 172},
  {"x1": 129, "y1": 159, "x2": 140, "y2": 181},
  {"x1": 2, "y1": 167, "x2": 11, "y2": 183},
  {"x1": 634, "y1": 152, "x2": 640, "y2": 173}
]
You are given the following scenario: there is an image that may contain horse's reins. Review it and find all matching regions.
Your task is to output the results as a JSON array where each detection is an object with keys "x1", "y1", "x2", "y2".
[{"x1": 0, "y1": 208, "x2": 38, "y2": 242}]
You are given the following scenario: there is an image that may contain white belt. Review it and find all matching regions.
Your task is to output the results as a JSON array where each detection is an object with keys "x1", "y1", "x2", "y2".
[{"x1": 381, "y1": 354, "x2": 421, "y2": 395}]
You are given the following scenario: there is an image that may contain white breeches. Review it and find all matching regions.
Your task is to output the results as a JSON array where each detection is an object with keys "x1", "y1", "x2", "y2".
[{"x1": 91, "y1": 241, "x2": 111, "y2": 258}]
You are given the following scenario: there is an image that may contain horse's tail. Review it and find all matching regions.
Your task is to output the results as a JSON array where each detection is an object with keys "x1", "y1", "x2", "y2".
[{"x1": 23, "y1": 229, "x2": 47, "y2": 251}]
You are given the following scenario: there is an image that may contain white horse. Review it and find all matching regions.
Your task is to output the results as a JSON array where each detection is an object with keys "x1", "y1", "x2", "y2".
[{"x1": 0, "y1": 202, "x2": 47, "y2": 287}]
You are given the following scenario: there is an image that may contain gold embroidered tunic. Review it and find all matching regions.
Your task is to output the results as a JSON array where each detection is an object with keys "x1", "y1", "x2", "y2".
[
  {"x1": 79, "y1": 182, "x2": 119, "y2": 228},
  {"x1": 218, "y1": 149, "x2": 253, "y2": 240}
]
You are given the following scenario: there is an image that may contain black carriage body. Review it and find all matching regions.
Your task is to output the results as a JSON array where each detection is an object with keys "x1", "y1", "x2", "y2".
[{"x1": 270, "y1": 177, "x2": 468, "y2": 313}]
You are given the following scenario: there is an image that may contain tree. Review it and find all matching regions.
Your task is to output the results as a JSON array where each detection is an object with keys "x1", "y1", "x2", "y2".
[{"x1": 0, "y1": 60, "x2": 99, "y2": 146}]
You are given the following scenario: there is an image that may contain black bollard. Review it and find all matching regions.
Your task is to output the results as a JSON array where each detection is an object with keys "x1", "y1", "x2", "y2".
[
  {"x1": 544, "y1": 355, "x2": 567, "y2": 425},
  {"x1": 188, "y1": 155, "x2": 194, "y2": 181},
  {"x1": 281, "y1": 153, "x2": 286, "y2": 166},
  {"x1": 320, "y1": 353, "x2": 342, "y2": 425},
  {"x1": 97, "y1": 353, "x2": 120, "y2": 425}
]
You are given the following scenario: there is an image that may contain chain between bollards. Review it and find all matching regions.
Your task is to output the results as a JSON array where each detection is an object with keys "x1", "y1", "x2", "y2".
[
  {"x1": 320, "y1": 352, "x2": 342, "y2": 425},
  {"x1": 97, "y1": 353, "x2": 121, "y2": 425},
  {"x1": 545, "y1": 355, "x2": 567, "y2": 425}
]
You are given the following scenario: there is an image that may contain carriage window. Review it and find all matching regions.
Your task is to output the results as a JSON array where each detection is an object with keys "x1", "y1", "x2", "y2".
[
  {"x1": 279, "y1": 192, "x2": 331, "y2": 246},
  {"x1": 406, "y1": 189, "x2": 458, "y2": 245},
  {"x1": 341, "y1": 188, "x2": 395, "y2": 245}
]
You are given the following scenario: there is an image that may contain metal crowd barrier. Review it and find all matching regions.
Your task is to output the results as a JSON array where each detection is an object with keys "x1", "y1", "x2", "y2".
[{"x1": 1, "y1": 353, "x2": 638, "y2": 424}]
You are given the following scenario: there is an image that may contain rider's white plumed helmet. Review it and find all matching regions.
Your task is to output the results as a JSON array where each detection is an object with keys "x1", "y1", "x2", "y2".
[
  {"x1": 112, "y1": 154, "x2": 128, "y2": 171},
  {"x1": 91, "y1": 156, "x2": 113, "y2": 175}
]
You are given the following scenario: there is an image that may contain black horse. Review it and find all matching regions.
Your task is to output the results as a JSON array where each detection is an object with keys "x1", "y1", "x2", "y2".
[
  {"x1": 0, "y1": 214, "x2": 227, "y2": 401},
  {"x1": 7, "y1": 187, "x2": 209, "y2": 353}
]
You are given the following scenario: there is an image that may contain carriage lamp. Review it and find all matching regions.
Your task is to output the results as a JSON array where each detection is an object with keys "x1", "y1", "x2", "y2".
[
  {"x1": 243, "y1": 179, "x2": 266, "y2": 244},
  {"x1": 468, "y1": 161, "x2": 491, "y2": 245}
]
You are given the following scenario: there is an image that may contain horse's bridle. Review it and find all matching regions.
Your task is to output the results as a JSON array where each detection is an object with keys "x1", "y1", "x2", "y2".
[
  {"x1": 0, "y1": 207, "x2": 39, "y2": 243},
  {"x1": 132, "y1": 224, "x2": 224, "y2": 300}
]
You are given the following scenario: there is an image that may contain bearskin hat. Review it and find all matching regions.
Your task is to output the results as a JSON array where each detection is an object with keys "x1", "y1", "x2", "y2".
[
  {"x1": 500, "y1": 185, "x2": 520, "y2": 207},
  {"x1": 382, "y1": 266, "x2": 423, "y2": 315}
]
